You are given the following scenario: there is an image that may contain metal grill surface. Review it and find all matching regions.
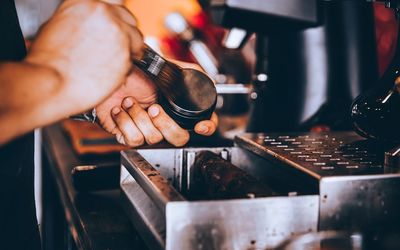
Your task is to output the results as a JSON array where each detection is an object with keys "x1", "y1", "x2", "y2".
[{"x1": 236, "y1": 132, "x2": 388, "y2": 178}]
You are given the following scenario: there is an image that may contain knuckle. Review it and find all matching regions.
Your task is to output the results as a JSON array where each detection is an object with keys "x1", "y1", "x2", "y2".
[
  {"x1": 79, "y1": 1, "x2": 109, "y2": 17},
  {"x1": 134, "y1": 118, "x2": 149, "y2": 131},
  {"x1": 153, "y1": 114, "x2": 170, "y2": 127},
  {"x1": 147, "y1": 133, "x2": 163, "y2": 145},
  {"x1": 79, "y1": 2, "x2": 124, "y2": 36},
  {"x1": 89, "y1": 2, "x2": 122, "y2": 30},
  {"x1": 126, "y1": 134, "x2": 144, "y2": 147},
  {"x1": 131, "y1": 14, "x2": 139, "y2": 26},
  {"x1": 110, "y1": 126, "x2": 119, "y2": 135},
  {"x1": 126, "y1": 103, "x2": 141, "y2": 116},
  {"x1": 92, "y1": 2, "x2": 110, "y2": 15}
]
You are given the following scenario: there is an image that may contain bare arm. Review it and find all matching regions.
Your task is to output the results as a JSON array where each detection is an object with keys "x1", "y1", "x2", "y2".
[
  {"x1": 0, "y1": 0, "x2": 143, "y2": 145},
  {"x1": 0, "y1": 62, "x2": 64, "y2": 144}
]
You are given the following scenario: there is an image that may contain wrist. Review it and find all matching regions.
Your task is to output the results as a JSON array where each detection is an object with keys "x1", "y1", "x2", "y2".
[{"x1": 23, "y1": 57, "x2": 85, "y2": 116}]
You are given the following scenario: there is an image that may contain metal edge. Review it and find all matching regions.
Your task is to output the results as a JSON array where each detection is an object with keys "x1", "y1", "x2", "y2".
[
  {"x1": 121, "y1": 150, "x2": 185, "y2": 214},
  {"x1": 120, "y1": 184, "x2": 165, "y2": 250},
  {"x1": 43, "y1": 125, "x2": 93, "y2": 250},
  {"x1": 234, "y1": 134, "x2": 322, "y2": 180},
  {"x1": 320, "y1": 173, "x2": 400, "y2": 183}
]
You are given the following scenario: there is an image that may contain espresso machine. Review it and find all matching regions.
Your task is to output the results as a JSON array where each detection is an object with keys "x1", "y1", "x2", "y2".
[
  {"x1": 118, "y1": 1, "x2": 400, "y2": 249},
  {"x1": 206, "y1": 0, "x2": 380, "y2": 132}
]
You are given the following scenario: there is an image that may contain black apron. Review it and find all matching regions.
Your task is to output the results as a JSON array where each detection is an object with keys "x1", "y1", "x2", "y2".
[{"x1": 0, "y1": 0, "x2": 41, "y2": 249}]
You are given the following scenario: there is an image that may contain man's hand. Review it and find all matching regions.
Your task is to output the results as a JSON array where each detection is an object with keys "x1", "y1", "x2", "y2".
[
  {"x1": 0, "y1": 0, "x2": 144, "y2": 145},
  {"x1": 25, "y1": 0, "x2": 143, "y2": 117},
  {"x1": 96, "y1": 65, "x2": 218, "y2": 147}
]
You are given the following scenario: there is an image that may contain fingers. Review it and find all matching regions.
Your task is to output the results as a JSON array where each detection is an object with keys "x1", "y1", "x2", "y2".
[
  {"x1": 59, "y1": 0, "x2": 144, "y2": 58},
  {"x1": 210, "y1": 112, "x2": 219, "y2": 127},
  {"x1": 194, "y1": 112, "x2": 218, "y2": 136},
  {"x1": 62, "y1": 0, "x2": 144, "y2": 60},
  {"x1": 115, "y1": 131, "x2": 126, "y2": 145},
  {"x1": 111, "y1": 5, "x2": 138, "y2": 26},
  {"x1": 125, "y1": 66, "x2": 158, "y2": 106},
  {"x1": 112, "y1": 98, "x2": 217, "y2": 148},
  {"x1": 122, "y1": 97, "x2": 164, "y2": 145},
  {"x1": 147, "y1": 104, "x2": 190, "y2": 147},
  {"x1": 111, "y1": 106, "x2": 145, "y2": 147},
  {"x1": 99, "y1": 0, "x2": 124, "y2": 5},
  {"x1": 108, "y1": 5, "x2": 144, "y2": 57},
  {"x1": 120, "y1": 23, "x2": 145, "y2": 58}
]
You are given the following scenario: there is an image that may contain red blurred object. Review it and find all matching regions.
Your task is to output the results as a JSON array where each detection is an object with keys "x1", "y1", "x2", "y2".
[
  {"x1": 161, "y1": 10, "x2": 225, "y2": 63},
  {"x1": 374, "y1": 3, "x2": 399, "y2": 76},
  {"x1": 310, "y1": 125, "x2": 331, "y2": 133}
]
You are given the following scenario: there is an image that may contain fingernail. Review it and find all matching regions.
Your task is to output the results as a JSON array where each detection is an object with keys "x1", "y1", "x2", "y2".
[
  {"x1": 148, "y1": 106, "x2": 159, "y2": 118},
  {"x1": 198, "y1": 124, "x2": 209, "y2": 134},
  {"x1": 123, "y1": 97, "x2": 134, "y2": 109},
  {"x1": 112, "y1": 107, "x2": 121, "y2": 115}
]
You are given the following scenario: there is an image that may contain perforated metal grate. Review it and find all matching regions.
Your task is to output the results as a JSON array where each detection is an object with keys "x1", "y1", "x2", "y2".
[{"x1": 237, "y1": 132, "x2": 388, "y2": 177}]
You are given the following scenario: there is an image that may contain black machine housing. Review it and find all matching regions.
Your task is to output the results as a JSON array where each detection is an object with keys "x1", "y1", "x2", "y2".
[{"x1": 207, "y1": 0, "x2": 381, "y2": 132}]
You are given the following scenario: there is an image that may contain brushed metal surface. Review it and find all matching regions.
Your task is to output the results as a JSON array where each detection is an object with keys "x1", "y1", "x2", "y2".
[
  {"x1": 120, "y1": 167, "x2": 165, "y2": 250},
  {"x1": 121, "y1": 151, "x2": 185, "y2": 214},
  {"x1": 319, "y1": 175, "x2": 400, "y2": 231},
  {"x1": 166, "y1": 196, "x2": 319, "y2": 250},
  {"x1": 236, "y1": 132, "x2": 400, "y2": 232}
]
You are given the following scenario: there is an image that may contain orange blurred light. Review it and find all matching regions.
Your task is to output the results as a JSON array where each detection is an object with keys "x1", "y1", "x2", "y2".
[{"x1": 123, "y1": 0, "x2": 201, "y2": 38}]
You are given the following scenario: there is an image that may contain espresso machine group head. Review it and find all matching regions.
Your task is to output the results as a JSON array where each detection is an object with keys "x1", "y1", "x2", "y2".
[{"x1": 206, "y1": 0, "x2": 380, "y2": 133}]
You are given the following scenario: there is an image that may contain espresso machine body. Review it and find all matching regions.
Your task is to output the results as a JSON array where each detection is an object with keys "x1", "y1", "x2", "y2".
[{"x1": 209, "y1": 0, "x2": 379, "y2": 132}]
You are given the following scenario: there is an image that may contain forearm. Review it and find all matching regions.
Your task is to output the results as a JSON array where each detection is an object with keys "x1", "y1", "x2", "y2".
[{"x1": 0, "y1": 61, "x2": 72, "y2": 145}]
